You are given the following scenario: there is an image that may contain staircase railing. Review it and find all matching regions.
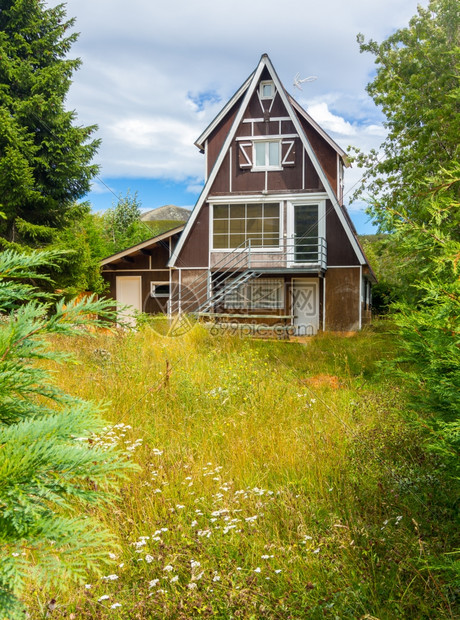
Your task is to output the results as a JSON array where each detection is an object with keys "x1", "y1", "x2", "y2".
[{"x1": 170, "y1": 236, "x2": 327, "y2": 318}]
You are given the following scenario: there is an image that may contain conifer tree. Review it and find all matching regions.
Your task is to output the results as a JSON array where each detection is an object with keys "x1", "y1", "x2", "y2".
[
  {"x1": 0, "y1": 249, "x2": 136, "y2": 618},
  {"x1": 0, "y1": 0, "x2": 100, "y2": 243}
]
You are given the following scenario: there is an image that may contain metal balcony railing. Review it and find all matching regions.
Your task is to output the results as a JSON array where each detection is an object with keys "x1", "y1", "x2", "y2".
[{"x1": 170, "y1": 236, "x2": 327, "y2": 320}]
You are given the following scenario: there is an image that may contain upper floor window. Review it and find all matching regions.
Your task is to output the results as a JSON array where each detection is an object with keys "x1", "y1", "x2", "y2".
[
  {"x1": 253, "y1": 140, "x2": 281, "y2": 170},
  {"x1": 212, "y1": 203, "x2": 280, "y2": 249},
  {"x1": 259, "y1": 81, "x2": 275, "y2": 99}
]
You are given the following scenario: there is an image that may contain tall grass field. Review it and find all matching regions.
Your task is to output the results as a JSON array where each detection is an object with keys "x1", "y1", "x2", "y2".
[{"x1": 28, "y1": 325, "x2": 457, "y2": 619}]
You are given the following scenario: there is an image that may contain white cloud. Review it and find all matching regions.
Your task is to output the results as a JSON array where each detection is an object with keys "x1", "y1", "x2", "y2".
[
  {"x1": 307, "y1": 103, "x2": 356, "y2": 136},
  {"x1": 44, "y1": 0, "x2": 428, "y2": 215}
]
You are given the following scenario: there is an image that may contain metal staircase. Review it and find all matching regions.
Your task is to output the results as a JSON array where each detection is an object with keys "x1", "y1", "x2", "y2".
[{"x1": 167, "y1": 236, "x2": 327, "y2": 336}]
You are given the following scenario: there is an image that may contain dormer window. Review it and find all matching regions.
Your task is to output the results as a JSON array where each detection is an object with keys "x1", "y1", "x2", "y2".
[
  {"x1": 259, "y1": 80, "x2": 275, "y2": 100},
  {"x1": 253, "y1": 140, "x2": 281, "y2": 170}
]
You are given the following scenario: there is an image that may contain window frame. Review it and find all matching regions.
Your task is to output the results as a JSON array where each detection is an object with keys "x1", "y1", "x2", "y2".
[
  {"x1": 150, "y1": 282, "x2": 170, "y2": 298},
  {"x1": 211, "y1": 202, "x2": 282, "y2": 251},
  {"x1": 259, "y1": 80, "x2": 275, "y2": 100},
  {"x1": 252, "y1": 140, "x2": 282, "y2": 171}
]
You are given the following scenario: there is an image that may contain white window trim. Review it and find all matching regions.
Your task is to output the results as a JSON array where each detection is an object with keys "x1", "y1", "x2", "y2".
[
  {"x1": 252, "y1": 140, "x2": 282, "y2": 171},
  {"x1": 210, "y1": 202, "x2": 283, "y2": 252},
  {"x1": 259, "y1": 80, "x2": 275, "y2": 100},
  {"x1": 150, "y1": 282, "x2": 170, "y2": 297},
  {"x1": 286, "y1": 199, "x2": 326, "y2": 268}
]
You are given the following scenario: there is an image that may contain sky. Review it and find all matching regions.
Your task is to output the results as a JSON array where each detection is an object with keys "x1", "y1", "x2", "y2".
[{"x1": 48, "y1": 0, "x2": 428, "y2": 234}]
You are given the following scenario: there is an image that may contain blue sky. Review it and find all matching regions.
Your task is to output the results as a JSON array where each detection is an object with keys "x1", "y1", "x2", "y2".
[{"x1": 49, "y1": 0, "x2": 428, "y2": 235}]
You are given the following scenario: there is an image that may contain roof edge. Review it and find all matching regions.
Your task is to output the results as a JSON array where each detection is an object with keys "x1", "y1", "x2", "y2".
[{"x1": 100, "y1": 225, "x2": 185, "y2": 266}]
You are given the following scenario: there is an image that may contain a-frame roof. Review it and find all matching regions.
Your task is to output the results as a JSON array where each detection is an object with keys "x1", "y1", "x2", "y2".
[
  {"x1": 170, "y1": 54, "x2": 366, "y2": 267},
  {"x1": 100, "y1": 225, "x2": 184, "y2": 266}
]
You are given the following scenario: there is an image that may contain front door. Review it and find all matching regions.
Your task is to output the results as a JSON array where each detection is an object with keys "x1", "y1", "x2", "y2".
[
  {"x1": 292, "y1": 279, "x2": 319, "y2": 336},
  {"x1": 116, "y1": 276, "x2": 142, "y2": 326}
]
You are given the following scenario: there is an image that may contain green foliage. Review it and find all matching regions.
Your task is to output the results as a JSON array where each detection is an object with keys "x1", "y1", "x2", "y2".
[
  {"x1": 0, "y1": 249, "x2": 137, "y2": 618},
  {"x1": 0, "y1": 0, "x2": 100, "y2": 238},
  {"x1": 389, "y1": 168, "x2": 460, "y2": 469},
  {"x1": 20, "y1": 327, "x2": 458, "y2": 618},
  {"x1": 352, "y1": 0, "x2": 460, "y2": 233},
  {"x1": 89, "y1": 192, "x2": 154, "y2": 259}
]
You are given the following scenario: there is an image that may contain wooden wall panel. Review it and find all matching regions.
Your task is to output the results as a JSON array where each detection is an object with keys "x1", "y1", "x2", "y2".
[
  {"x1": 297, "y1": 116, "x2": 337, "y2": 194},
  {"x1": 304, "y1": 152, "x2": 323, "y2": 191},
  {"x1": 326, "y1": 203, "x2": 359, "y2": 265},
  {"x1": 325, "y1": 268, "x2": 360, "y2": 331},
  {"x1": 210, "y1": 152, "x2": 231, "y2": 194},
  {"x1": 177, "y1": 205, "x2": 209, "y2": 267},
  {"x1": 207, "y1": 104, "x2": 239, "y2": 172}
]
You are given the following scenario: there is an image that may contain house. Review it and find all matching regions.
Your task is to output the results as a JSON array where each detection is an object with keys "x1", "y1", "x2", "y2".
[{"x1": 101, "y1": 54, "x2": 375, "y2": 334}]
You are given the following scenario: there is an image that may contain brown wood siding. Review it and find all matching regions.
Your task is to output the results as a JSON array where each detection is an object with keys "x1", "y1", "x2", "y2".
[
  {"x1": 267, "y1": 166, "x2": 302, "y2": 192},
  {"x1": 232, "y1": 165, "x2": 266, "y2": 193},
  {"x1": 297, "y1": 115, "x2": 337, "y2": 195},
  {"x1": 207, "y1": 103, "x2": 240, "y2": 173},
  {"x1": 253, "y1": 121, "x2": 279, "y2": 136},
  {"x1": 176, "y1": 204, "x2": 209, "y2": 267},
  {"x1": 304, "y1": 151, "x2": 323, "y2": 191},
  {"x1": 281, "y1": 120, "x2": 295, "y2": 134},
  {"x1": 269, "y1": 92, "x2": 288, "y2": 117},
  {"x1": 326, "y1": 202, "x2": 360, "y2": 265},
  {"x1": 102, "y1": 270, "x2": 170, "y2": 315},
  {"x1": 210, "y1": 151, "x2": 231, "y2": 193},
  {"x1": 325, "y1": 268, "x2": 360, "y2": 331},
  {"x1": 180, "y1": 269, "x2": 208, "y2": 311}
]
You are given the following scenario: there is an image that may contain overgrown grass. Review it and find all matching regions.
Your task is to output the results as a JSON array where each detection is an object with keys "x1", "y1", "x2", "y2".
[{"x1": 27, "y1": 325, "x2": 457, "y2": 619}]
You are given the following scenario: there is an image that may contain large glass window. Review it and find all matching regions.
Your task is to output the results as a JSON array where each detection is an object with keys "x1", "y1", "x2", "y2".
[
  {"x1": 213, "y1": 203, "x2": 280, "y2": 249},
  {"x1": 253, "y1": 141, "x2": 280, "y2": 169}
]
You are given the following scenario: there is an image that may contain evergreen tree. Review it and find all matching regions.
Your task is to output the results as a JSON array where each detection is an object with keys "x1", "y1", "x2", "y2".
[
  {"x1": 0, "y1": 0, "x2": 100, "y2": 242},
  {"x1": 0, "y1": 249, "x2": 136, "y2": 618}
]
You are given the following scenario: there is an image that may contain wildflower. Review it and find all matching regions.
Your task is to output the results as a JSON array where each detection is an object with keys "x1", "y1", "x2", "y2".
[
  {"x1": 103, "y1": 574, "x2": 118, "y2": 580},
  {"x1": 274, "y1": 569, "x2": 282, "y2": 574},
  {"x1": 163, "y1": 565, "x2": 174, "y2": 572},
  {"x1": 188, "y1": 582, "x2": 197, "y2": 590},
  {"x1": 261, "y1": 555, "x2": 270, "y2": 559},
  {"x1": 190, "y1": 560, "x2": 201, "y2": 569},
  {"x1": 145, "y1": 554, "x2": 154, "y2": 563},
  {"x1": 254, "y1": 567, "x2": 261, "y2": 573},
  {"x1": 84, "y1": 584, "x2": 91, "y2": 589},
  {"x1": 149, "y1": 579, "x2": 159, "y2": 588},
  {"x1": 98, "y1": 595, "x2": 110, "y2": 602},
  {"x1": 170, "y1": 575, "x2": 179, "y2": 583},
  {"x1": 110, "y1": 603, "x2": 122, "y2": 609},
  {"x1": 108, "y1": 552, "x2": 117, "y2": 560},
  {"x1": 313, "y1": 548, "x2": 321, "y2": 554},
  {"x1": 213, "y1": 574, "x2": 221, "y2": 582}
]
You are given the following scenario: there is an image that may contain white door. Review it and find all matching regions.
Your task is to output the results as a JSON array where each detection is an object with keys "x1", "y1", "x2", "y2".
[
  {"x1": 292, "y1": 279, "x2": 319, "y2": 336},
  {"x1": 116, "y1": 276, "x2": 142, "y2": 326}
]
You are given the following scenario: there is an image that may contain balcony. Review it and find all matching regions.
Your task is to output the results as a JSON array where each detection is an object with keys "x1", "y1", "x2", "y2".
[{"x1": 210, "y1": 237, "x2": 327, "y2": 272}]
